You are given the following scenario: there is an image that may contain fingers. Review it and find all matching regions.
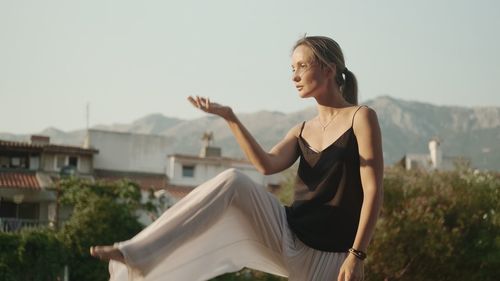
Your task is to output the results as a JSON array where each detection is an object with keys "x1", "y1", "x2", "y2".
[
  {"x1": 337, "y1": 270, "x2": 345, "y2": 281},
  {"x1": 187, "y1": 96, "x2": 198, "y2": 107},
  {"x1": 341, "y1": 273, "x2": 362, "y2": 281},
  {"x1": 338, "y1": 270, "x2": 362, "y2": 281},
  {"x1": 187, "y1": 95, "x2": 211, "y2": 112}
]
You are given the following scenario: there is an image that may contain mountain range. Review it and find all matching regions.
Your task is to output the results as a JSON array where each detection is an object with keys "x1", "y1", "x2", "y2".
[{"x1": 1, "y1": 96, "x2": 499, "y2": 170}]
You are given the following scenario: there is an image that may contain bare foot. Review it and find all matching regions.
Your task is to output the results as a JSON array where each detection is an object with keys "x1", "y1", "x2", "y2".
[{"x1": 90, "y1": 246, "x2": 125, "y2": 263}]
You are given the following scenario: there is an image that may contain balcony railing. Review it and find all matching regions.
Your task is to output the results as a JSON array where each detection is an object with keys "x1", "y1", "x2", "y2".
[{"x1": 0, "y1": 218, "x2": 51, "y2": 232}]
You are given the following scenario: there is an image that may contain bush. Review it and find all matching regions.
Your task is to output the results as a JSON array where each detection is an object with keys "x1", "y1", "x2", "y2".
[
  {"x1": 0, "y1": 232, "x2": 22, "y2": 281},
  {"x1": 366, "y1": 168, "x2": 500, "y2": 281},
  {"x1": 0, "y1": 228, "x2": 65, "y2": 281}
]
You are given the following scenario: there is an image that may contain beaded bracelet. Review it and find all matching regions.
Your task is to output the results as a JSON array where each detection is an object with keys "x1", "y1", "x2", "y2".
[{"x1": 348, "y1": 248, "x2": 367, "y2": 260}]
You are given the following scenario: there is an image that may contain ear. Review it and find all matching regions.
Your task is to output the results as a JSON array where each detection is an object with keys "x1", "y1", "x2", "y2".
[{"x1": 322, "y1": 63, "x2": 336, "y2": 78}]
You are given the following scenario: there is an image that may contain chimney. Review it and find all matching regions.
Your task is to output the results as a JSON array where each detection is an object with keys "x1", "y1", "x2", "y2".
[
  {"x1": 428, "y1": 137, "x2": 442, "y2": 169},
  {"x1": 30, "y1": 135, "x2": 50, "y2": 145},
  {"x1": 199, "y1": 131, "x2": 222, "y2": 158}
]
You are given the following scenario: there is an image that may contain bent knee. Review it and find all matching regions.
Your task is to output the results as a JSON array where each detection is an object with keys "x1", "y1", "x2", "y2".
[
  {"x1": 218, "y1": 168, "x2": 247, "y2": 182},
  {"x1": 218, "y1": 168, "x2": 253, "y2": 190}
]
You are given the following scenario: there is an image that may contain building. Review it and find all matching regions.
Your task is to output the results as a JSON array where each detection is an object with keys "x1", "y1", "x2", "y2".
[
  {"x1": 84, "y1": 129, "x2": 170, "y2": 191},
  {"x1": 0, "y1": 136, "x2": 98, "y2": 232},
  {"x1": 400, "y1": 138, "x2": 463, "y2": 171},
  {"x1": 165, "y1": 132, "x2": 282, "y2": 201},
  {"x1": 84, "y1": 129, "x2": 171, "y2": 224},
  {"x1": 1, "y1": 129, "x2": 285, "y2": 231}
]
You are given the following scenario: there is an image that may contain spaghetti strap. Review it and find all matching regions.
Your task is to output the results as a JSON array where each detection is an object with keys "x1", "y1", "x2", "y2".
[
  {"x1": 299, "y1": 121, "x2": 306, "y2": 137},
  {"x1": 351, "y1": 105, "x2": 368, "y2": 127}
]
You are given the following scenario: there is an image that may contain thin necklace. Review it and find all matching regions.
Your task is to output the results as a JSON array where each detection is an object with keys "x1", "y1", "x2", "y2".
[{"x1": 317, "y1": 110, "x2": 341, "y2": 131}]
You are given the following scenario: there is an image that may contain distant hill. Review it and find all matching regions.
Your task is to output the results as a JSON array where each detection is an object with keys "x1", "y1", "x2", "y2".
[{"x1": 1, "y1": 96, "x2": 499, "y2": 170}]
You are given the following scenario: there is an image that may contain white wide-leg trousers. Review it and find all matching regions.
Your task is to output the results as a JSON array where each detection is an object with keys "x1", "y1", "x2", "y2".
[{"x1": 109, "y1": 168, "x2": 347, "y2": 281}]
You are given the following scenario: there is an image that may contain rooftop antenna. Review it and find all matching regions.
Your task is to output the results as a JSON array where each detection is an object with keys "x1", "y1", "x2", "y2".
[{"x1": 86, "y1": 102, "x2": 90, "y2": 130}]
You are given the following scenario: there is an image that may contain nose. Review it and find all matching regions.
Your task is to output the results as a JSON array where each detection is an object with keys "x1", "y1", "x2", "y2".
[{"x1": 292, "y1": 71, "x2": 301, "y2": 83}]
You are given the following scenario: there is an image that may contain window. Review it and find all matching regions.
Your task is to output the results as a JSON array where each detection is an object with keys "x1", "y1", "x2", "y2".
[
  {"x1": 11, "y1": 157, "x2": 20, "y2": 167},
  {"x1": 0, "y1": 200, "x2": 38, "y2": 219},
  {"x1": 9, "y1": 157, "x2": 28, "y2": 169},
  {"x1": 0, "y1": 156, "x2": 8, "y2": 168},
  {"x1": 68, "y1": 156, "x2": 78, "y2": 168},
  {"x1": 182, "y1": 165, "x2": 195, "y2": 178},
  {"x1": 29, "y1": 156, "x2": 40, "y2": 170},
  {"x1": 56, "y1": 155, "x2": 66, "y2": 170}
]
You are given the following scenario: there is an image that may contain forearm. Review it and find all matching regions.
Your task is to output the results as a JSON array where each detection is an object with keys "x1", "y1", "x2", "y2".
[
  {"x1": 352, "y1": 184, "x2": 384, "y2": 252},
  {"x1": 224, "y1": 111, "x2": 271, "y2": 174}
]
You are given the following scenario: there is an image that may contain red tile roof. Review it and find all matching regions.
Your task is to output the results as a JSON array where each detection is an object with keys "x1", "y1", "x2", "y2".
[
  {"x1": 94, "y1": 169, "x2": 167, "y2": 191},
  {"x1": 0, "y1": 171, "x2": 41, "y2": 190},
  {"x1": 168, "y1": 154, "x2": 250, "y2": 164},
  {"x1": 0, "y1": 140, "x2": 44, "y2": 152},
  {"x1": 44, "y1": 145, "x2": 98, "y2": 155},
  {"x1": 165, "y1": 185, "x2": 194, "y2": 200},
  {"x1": 0, "y1": 140, "x2": 98, "y2": 155}
]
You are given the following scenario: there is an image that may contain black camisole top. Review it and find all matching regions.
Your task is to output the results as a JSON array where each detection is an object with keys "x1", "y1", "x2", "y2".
[{"x1": 285, "y1": 106, "x2": 365, "y2": 252}]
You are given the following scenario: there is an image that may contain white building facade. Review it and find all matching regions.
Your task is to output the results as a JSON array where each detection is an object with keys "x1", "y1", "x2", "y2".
[{"x1": 84, "y1": 129, "x2": 172, "y2": 174}]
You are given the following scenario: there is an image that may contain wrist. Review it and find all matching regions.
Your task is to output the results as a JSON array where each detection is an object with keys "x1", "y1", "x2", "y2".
[
  {"x1": 348, "y1": 248, "x2": 367, "y2": 261},
  {"x1": 223, "y1": 108, "x2": 236, "y2": 122}
]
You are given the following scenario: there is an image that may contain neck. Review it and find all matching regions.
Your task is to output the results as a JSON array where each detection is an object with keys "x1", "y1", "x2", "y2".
[{"x1": 314, "y1": 85, "x2": 350, "y2": 120}]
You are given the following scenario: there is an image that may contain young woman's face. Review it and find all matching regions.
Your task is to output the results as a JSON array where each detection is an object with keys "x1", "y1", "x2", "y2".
[{"x1": 291, "y1": 45, "x2": 331, "y2": 98}]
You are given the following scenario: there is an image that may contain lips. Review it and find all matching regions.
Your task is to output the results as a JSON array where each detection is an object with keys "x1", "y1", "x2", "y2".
[{"x1": 296, "y1": 85, "x2": 303, "y2": 90}]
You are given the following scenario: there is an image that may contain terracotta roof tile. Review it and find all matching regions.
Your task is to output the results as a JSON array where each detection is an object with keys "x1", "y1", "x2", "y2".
[
  {"x1": 165, "y1": 185, "x2": 194, "y2": 200},
  {"x1": 0, "y1": 139, "x2": 98, "y2": 154},
  {"x1": 94, "y1": 170, "x2": 167, "y2": 191},
  {"x1": 0, "y1": 171, "x2": 41, "y2": 190}
]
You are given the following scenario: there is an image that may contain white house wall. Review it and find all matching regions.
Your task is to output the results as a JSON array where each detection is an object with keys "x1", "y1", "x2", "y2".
[
  {"x1": 78, "y1": 155, "x2": 92, "y2": 174},
  {"x1": 41, "y1": 153, "x2": 93, "y2": 174},
  {"x1": 42, "y1": 154, "x2": 55, "y2": 172},
  {"x1": 87, "y1": 130, "x2": 171, "y2": 174},
  {"x1": 167, "y1": 157, "x2": 268, "y2": 187}
]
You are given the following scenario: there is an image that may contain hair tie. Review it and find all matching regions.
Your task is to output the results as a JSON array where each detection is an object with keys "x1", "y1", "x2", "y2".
[{"x1": 343, "y1": 67, "x2": 349, "y2": 74}]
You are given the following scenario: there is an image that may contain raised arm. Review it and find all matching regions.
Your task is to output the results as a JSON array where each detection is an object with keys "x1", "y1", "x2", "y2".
[{"x1": 188, "y1": 96, "x2": 300, "y2": 175}]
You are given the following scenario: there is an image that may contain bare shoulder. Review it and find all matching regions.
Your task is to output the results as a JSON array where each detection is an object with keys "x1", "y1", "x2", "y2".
[
  {"x1": 352, "y1": 106, "x2": 380, "y2": 132},
  {"x1": 286, "y1": 122, "x2": 305, "y2": 139}
]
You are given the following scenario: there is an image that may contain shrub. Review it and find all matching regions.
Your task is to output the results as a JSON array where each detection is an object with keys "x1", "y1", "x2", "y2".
[{"x1": 366, "y1": 168, "x2": 500, "y2": 281}]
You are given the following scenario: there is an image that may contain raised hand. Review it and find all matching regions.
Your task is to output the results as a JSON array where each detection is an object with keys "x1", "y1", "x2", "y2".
[{"x1": 187, "y1": 95, "x2": 234, "y2": 120}]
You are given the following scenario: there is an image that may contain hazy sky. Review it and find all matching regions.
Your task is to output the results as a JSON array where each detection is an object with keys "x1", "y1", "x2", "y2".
[{"x1": 1, "y1": 0, "x2": 499, "y2": 134}]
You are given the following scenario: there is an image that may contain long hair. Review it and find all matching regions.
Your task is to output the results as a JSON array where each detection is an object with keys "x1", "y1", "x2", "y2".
[{"x1": 293, "y1": 36, "x2": 358, "y2": 105}]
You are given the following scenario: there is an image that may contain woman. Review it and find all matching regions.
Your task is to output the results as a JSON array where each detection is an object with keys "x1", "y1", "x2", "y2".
[{"x1": 91, "y1": 36, "x2": 384, "y2": 281}]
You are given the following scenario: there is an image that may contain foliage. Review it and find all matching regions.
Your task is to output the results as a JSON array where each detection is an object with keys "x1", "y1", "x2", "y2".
[
  {"x1": 57, "y1": 178, "x2": 147, "y2": 281},
  {"x1": 366, "y1": 167, "x2": 500, "y2": 281},
  {"x1": 0, "y1": 228, "x2": 66, "y2": 281},
  {"x1": 0, "y1": 231, "x2": 22, "y2": 281}
]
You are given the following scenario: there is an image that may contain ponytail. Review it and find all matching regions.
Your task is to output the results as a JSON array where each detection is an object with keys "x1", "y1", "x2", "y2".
[{"x1": 342, "y1": 69, "x2": 358, "y2": 105}]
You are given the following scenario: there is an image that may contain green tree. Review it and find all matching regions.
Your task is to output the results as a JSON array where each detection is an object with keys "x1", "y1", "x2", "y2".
[{"x1": 58, "y1": 178, "x2": 149, "y2": 281}]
